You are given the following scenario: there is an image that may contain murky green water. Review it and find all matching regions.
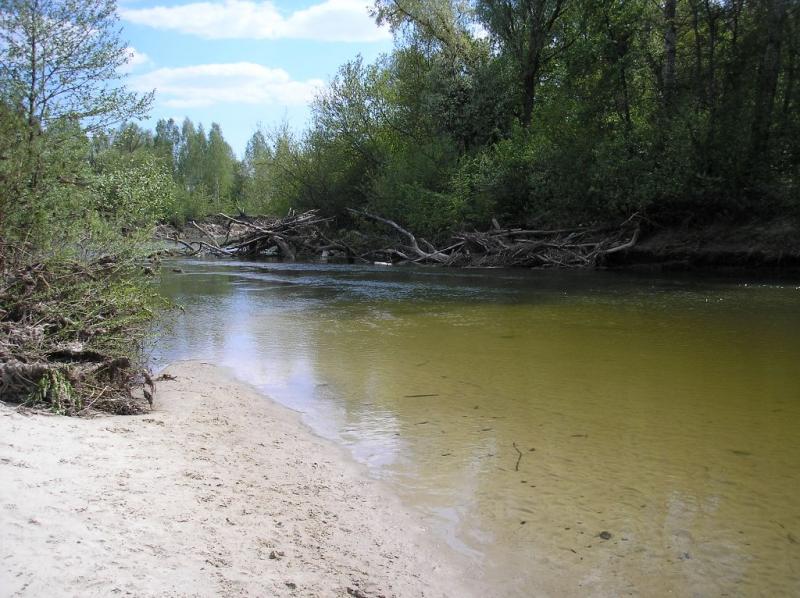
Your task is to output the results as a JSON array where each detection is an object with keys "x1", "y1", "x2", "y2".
[{"x1": 152, "y1": 261, "x2": 800, "y2": 596}]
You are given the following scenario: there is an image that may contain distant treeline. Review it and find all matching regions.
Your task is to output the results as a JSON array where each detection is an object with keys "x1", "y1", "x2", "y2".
[{"x1": 89, "y1": 119, "x2": 241, "y2": 225}]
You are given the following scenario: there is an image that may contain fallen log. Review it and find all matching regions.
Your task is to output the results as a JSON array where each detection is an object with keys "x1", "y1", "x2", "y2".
[
  {"x1": 346, "y1": 209, "x2": 451, "y2": 264},
  {"x1": 170, "y1": 208, "x2": 642, "y2": 269}
]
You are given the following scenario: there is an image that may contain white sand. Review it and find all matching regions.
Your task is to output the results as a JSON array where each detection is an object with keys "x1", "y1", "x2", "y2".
[{"x1": 0, "y1": 361, "x2": 472, "y2": 597}]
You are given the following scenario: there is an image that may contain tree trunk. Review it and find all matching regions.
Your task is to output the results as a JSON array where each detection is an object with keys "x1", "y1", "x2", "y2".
[
  {"x1": 750, "y1": 0, "x2": 788, "y2": 163},
  {"x1": 662, "y1": 0, "x2": 678, "y2": 109},
  {"x1": 517, "y1": 0, "x2": 565, "y2": 128},
  {"x1": 780, "y1": 8, "x2": 798, "y2": 127},
  {"x1": 691, "y1": 0, "x2": 704, "y2": 108},
  {"x1": 25, "y1": 1, "x2": 42, "y2": 195},
  {"x1": 782, "y1": 51, "x2": 797, "y2": 125},
  {"x1": 704, "y1": 1, "x2": 718, "y2": 107},
  {"x1": 521, "y1": 58, "x2": 540, "y2": 128}
]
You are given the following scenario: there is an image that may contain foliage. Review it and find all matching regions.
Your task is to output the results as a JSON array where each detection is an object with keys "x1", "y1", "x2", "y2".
[
  {"x1": 93, "y1": 155, "x2": 176, "y2": 228},
  {"x1": 27, "y1": 369, "x2": 79, "y2": 415},
  {"x1": 0, "y1": 0, "x2": 154, "y2": 236},
  {"x1": 246, "y1": 0, "x2": 800, "y2": 231},
  {"x1": 2, "y1": 0, "x2": 798, "y2": 284},
  {"x1": 0, "y1": 0, "x2": 152, "y2": 131},
  {"x1": 240, "y1": 129, "x2": 272, "y2": 213},
  {"x1": 0, "y1": 0, "x2": 163, "y2": 415}
]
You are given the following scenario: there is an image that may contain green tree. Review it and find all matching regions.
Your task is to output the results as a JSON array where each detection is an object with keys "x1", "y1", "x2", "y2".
[
  {"x1": 258, "y1": 0, "x2": 800, "y2": 232},
  {"x1": 204, "y1": 123, "x2": 237, "y2": 208},
  {"x1": 242, "y1": 129, "x2": 274, "y2": 213},
  {"x1": 475, "y1": 0, "x2": 571, "y2": 128},
  {"x1": 94, "y1": 154, "x2": 175, "y2": 228},
  {"x1": 176, "y1": 119, "x2": 206, "y2": 193},
  {"x1": 0, "y1": 0, "x2": 153, "y2": 233},
  {"x1": 0, "y1": 0, "x2": 152, "y2": 127},
  {"x1": 154, "y1": 118, "x2": 180, "y2": 172}
]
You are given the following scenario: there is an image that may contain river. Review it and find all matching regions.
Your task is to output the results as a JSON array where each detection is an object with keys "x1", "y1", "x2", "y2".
[{"x1": 151, "y1": 260, "x2": 800, "y2": 596}]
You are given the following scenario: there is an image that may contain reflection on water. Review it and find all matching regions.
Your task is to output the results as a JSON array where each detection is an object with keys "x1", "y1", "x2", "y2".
[{"x1": 151, "y1": 260, "x2": 800, "y2": 596}]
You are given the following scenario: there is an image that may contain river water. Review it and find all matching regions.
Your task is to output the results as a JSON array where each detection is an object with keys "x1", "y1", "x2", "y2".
[{"x1": 152, "y1": 260, "x2": 800, "y2": 596}]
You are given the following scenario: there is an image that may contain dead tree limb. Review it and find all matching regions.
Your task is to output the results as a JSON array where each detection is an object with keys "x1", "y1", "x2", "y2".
[
  {"x1": 170, "y1": 208, "x2": 642, "y2": 268},
  {"x1": 346, "y1": 208, "x2": 450, "y2": 263}
]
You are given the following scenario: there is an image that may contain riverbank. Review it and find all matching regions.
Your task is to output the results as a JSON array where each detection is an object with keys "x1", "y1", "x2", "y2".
[
  {"x1": 159, "y1": 215, "x2": 800, "y2": 272},
  {"x1": 607, "y1": 218, "x2": 800, "y2": 271},
  {"x1": 0, "y1": 361, "x2": 471, "y2": 597}
]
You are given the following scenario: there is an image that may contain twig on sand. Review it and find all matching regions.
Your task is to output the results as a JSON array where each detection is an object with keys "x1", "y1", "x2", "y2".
[{"x1": 512, "y1": 442, "x2": 523, "y2": 472}]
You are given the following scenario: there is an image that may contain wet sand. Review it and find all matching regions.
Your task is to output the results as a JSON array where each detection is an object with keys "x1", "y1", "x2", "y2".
[{"x1": 0, "y1": 361, "x2": 471, "y2": 597}]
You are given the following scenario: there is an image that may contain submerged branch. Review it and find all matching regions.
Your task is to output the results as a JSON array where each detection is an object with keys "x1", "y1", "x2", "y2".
[{"x1": 513, "y1": 442, "x2": 523, "y2": 472}]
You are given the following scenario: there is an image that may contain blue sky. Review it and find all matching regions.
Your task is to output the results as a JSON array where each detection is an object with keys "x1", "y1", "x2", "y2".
[{"x1": 118, "y1": 0, "x2": 394, "y2": 155}]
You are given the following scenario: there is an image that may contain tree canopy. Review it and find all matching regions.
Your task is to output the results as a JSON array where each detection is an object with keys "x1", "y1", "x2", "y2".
[
  {"x1": 244, "y1": 0, "x2": 799, "y2": 232},
  {"x1": 4, "y1": 0, "x2": 797, "y2": 238},
  {"x1": 0, "y1": 0, "x2": 154, "y2": 233}
]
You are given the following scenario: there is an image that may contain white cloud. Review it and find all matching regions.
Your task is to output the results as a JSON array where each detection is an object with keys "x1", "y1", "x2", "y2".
[
  {"x1": 131, "y1": 62, "x2": 324, "y2": 108},
  {"x1": 120, "y1": 0, "x2": 390, "y2": 42},
  {"x1": 119, "y1": 47, "x2": 151, "y2": 73}
]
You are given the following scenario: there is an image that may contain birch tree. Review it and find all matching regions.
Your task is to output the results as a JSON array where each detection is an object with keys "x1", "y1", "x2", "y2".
[
  {"x1": 0, "y1": 0, "x2": 153, "y2": 220},
  {"x1": 0, "y1": 0, "x2": 152, "y2": 132}
]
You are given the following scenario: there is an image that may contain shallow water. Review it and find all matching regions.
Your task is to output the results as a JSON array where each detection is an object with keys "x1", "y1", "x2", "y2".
[{"x1": 152, "y1": 261, "x2": 800, "y2": 596}]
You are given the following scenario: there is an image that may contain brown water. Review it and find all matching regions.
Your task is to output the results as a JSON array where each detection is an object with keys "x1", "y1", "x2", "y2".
[{"x1": 152, "y1": 261, "x2": 800, "y2": 596}]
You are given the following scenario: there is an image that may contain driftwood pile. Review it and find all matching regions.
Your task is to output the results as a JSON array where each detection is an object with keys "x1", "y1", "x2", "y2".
[
  {"x1": 170, "y1": 209, "x2": 641, "y2": 268},
  {"x1": 0, "y1": 248, "x2": 154, "y2": 415},
  {"x1": 348, "y1": 210, "x2": 641, "y2": 267},
  {"x1": 169, "y1": 210, "x2": 350, "y2": 260}
]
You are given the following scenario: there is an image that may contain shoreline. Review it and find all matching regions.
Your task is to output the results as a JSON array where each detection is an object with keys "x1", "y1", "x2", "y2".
[
  {"x1": 162, "y1": 217, "x2": 800, "y2": 273},
  {"x1": 0, "y1": 361, "x2": 473, "y2": 597}
]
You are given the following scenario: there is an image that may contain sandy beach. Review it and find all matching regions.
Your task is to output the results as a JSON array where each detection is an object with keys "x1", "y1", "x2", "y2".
[{"x1": 0, "y1": 361, "x2": 471, "y2": 597}]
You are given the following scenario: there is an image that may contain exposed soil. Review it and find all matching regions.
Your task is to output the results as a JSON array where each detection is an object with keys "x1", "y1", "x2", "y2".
[{"x1": 605, "y1": 218, "x2": 800, "y2": 272}]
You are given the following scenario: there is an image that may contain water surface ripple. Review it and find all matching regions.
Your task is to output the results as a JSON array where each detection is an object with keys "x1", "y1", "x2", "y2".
[{"x1": 151, "y1": 260, "x2": 800, "y2": 596}]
